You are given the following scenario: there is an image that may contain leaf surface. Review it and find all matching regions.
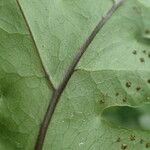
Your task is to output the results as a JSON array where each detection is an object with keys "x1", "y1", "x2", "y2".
[{"x1": 0, "y1": 0, "x2": 150, "y2": 150}]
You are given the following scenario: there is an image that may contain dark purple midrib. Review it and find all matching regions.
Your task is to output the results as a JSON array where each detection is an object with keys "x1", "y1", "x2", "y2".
[{"x1": 16, "y1": 0, "x2": 125, "y2": 149}]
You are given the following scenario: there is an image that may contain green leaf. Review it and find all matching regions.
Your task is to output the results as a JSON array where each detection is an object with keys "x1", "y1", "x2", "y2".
[
  {"x1": 138, "y1": 0, "x2": 150, "y2": 39},
  {"x1": 0, "y1": 0, "x2": 150, "y2": 150}
]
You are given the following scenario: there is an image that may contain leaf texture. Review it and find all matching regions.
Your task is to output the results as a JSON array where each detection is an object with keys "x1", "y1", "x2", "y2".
[{"x1": 0, "y1": 0, "x2": 150, "y2": 150}]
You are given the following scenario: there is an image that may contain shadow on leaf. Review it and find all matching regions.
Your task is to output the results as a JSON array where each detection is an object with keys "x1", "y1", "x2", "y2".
[{"x1": 102, "y1": 103, "x2": 150, "y2": 131}]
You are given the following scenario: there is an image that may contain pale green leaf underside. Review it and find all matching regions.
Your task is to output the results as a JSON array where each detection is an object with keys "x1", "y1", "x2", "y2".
[{"x1": 0, "y1": 0, "x2": 150, "y2": 150}]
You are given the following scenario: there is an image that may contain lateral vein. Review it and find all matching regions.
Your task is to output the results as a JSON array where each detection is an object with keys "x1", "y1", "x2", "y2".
[{"x1": 16, "y1": 0, "x2": 55, "y2": 90}]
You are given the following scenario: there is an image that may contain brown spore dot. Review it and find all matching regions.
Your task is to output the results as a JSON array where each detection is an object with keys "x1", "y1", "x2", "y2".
[
  {"x1": 145, "y1": 29, "x2": 150, "y2": 34},
  {"x1": 146, "y1": 143, "x2": 150, "y2": 148},
  {"x1": 116, "y1": 92, "x2": 119, "y2": 96},
  {"x1": 140, "y1": 58, "x2": 145, "y2": 63},
  {"x1": 100, "y1": 99, "x2": 105, "y2": 104},
  {"x1": 136, "y1": 86, "x2": 141, "y2": 91},
  {"x1": 147, "y1": 79, "x2": 150, "y2": 84},
  {"x1": 140, "y1": 139, "x2": 144, "y2": 144},
  {"x1": 130, "y1": 135, "x2": 135, "y2": 141},
  {"x1": 121, "y1": 144, "x2": 128, "y2": 149},
  {"x1": 117, "y1": 137, "x2": 121, "y2": 142},
  {"x1": 123, "y1": 97, "x2": 127, "y2": 102},
  {"x1": 126, "y1": 81, "x2": 132, "y2": 88},
  {"x1": 132, "y1": 50, "x2": 137, "y2": 55},
  {"x1": 143, "y1": 50, "x2": 146, "y2": 54}
]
